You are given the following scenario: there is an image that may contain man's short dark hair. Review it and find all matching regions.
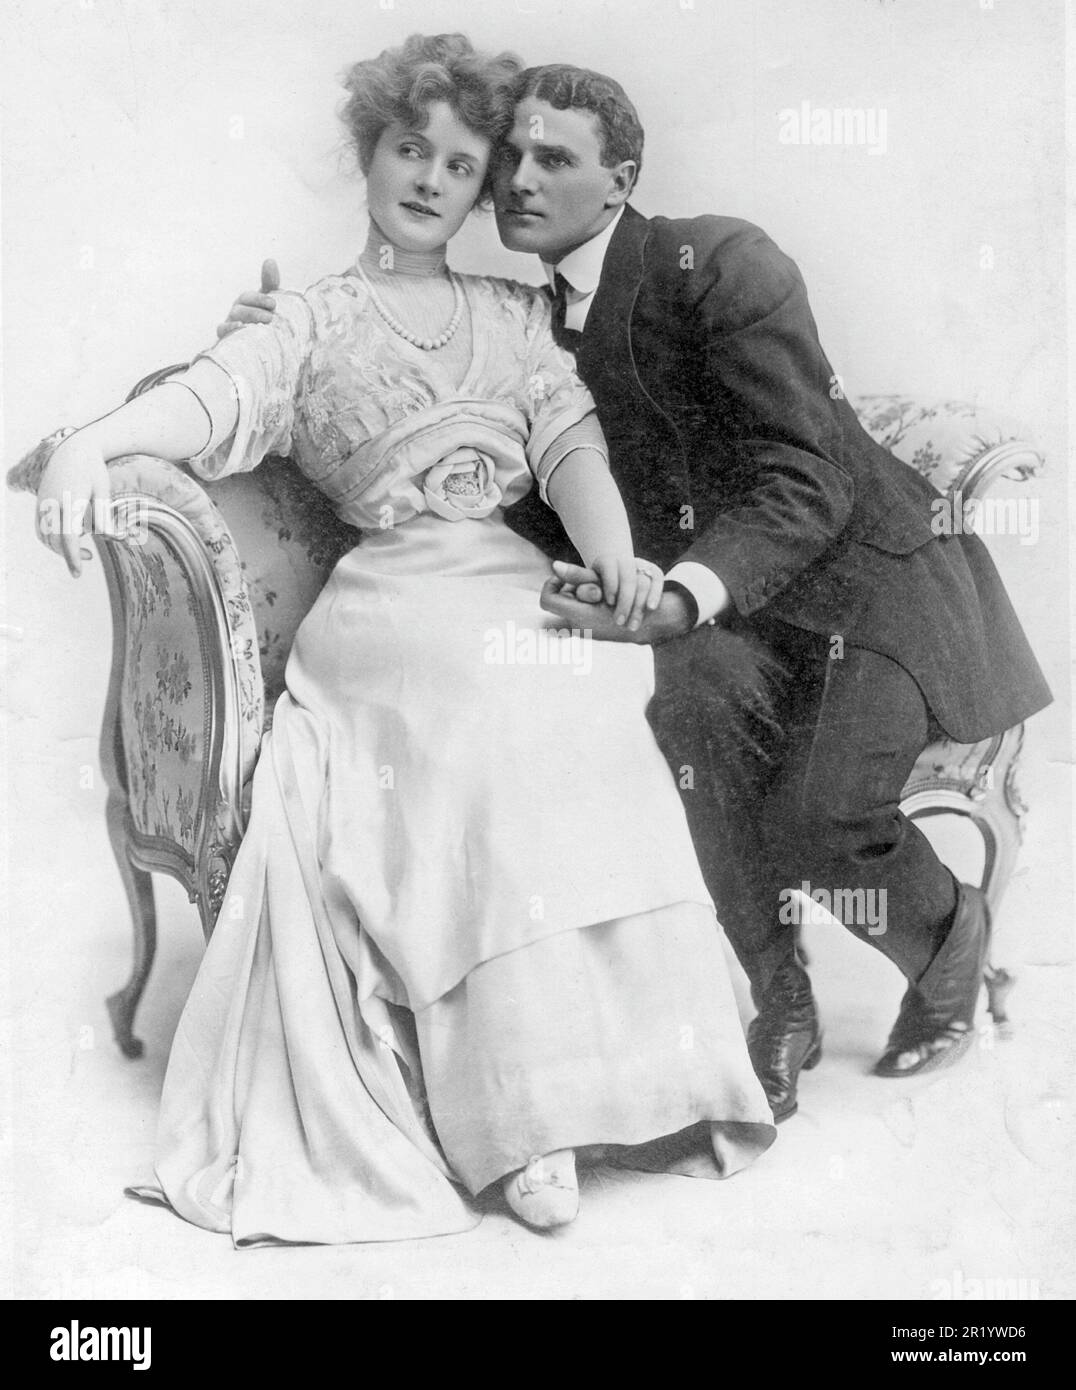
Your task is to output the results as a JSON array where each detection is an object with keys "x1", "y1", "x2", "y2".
[{"x1": 513, "y1": 64, "x2": 644, "y2": 191}]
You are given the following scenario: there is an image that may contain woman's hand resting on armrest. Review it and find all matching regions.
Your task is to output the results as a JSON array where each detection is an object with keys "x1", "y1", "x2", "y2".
[
  {"x1": 35, "y1": 432, "x2": 112, "y2": 578},
  {"x1": 32, "y1": 364, "x2": 236, "y2": 578}
]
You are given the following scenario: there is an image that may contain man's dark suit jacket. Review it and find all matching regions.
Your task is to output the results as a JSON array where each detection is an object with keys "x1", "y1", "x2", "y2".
[{"x1": 506, "y1": 204, "x2": 1051, "y2": 743}]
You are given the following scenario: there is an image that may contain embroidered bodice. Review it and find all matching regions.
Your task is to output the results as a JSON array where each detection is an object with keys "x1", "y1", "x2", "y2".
[{"x1": 189, "y1": 270, "x2": 596, "y2": 532}]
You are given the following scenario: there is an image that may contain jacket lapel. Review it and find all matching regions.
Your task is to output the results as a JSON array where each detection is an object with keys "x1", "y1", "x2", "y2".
[{"x1": 574, "y1": 204, "x2": 650, "y2": 387}]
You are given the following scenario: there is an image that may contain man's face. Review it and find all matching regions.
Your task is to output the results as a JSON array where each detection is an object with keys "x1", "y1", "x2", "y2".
[{"x1": 493, "y1": 97, "x2": 632, "y2": 263}]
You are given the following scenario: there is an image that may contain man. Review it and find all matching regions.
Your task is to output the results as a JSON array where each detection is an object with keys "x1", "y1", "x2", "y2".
[{"x1": 219, "y1": 64, "x2": 1050, "y2": 1122}]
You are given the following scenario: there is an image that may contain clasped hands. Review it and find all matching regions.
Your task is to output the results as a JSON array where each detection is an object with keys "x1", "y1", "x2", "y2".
[{"x1": 540, "y1": 557, "x2": 694, "y2": 645}]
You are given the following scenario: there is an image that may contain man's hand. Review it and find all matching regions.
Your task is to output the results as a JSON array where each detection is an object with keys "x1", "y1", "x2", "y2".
[
  {"x1": 216, "y1": 259, "x2": 281, "y2": 339},
  {"x1": 540, "y1": 579, "x2": 694, "y2": 645}
]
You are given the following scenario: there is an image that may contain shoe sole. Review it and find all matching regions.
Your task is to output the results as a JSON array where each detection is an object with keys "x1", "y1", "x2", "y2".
[
  {"x1": 873, "y1": 1024, "x2": 977, "y2": 1078},
  {"x1": 874, "y1": 887, "x2": 992, "y2": 1079}
]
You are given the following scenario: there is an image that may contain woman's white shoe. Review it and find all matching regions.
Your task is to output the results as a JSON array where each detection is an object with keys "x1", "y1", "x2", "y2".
[{"x1": 503, "y1": 1150, "x2": 579, "y2": 1230}]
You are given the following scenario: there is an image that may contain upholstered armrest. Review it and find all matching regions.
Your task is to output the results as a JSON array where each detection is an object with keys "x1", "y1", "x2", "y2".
[
  {"x1": 8, "y1": 417, "x2": 354, "y2": 769},
  {"x1": 852, "y1": 394, "x2": 1044, "y2": 499},
  {"x1": 7, "y1": 441, "x2": 264, "y2": 900}
]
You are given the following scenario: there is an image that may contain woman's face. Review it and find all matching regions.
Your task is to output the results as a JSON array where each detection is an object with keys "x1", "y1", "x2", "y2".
[{"x1": 366, "y1": 101, "x2": 491, "y2": 253}]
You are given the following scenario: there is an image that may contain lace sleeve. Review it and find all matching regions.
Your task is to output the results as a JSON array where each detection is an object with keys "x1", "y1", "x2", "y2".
[{"x1": 185, "y1": 291, "x2": 316, "y2": 480}]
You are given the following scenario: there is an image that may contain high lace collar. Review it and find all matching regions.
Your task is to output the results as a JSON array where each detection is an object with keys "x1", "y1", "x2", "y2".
[{"x1": 358, "y1": 221, "x2": 449, "y2": 278}]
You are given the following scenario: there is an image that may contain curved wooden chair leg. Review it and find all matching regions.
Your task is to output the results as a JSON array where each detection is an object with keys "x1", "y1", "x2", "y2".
[
  {"x1": 970, "y1": 801, "x2": 1021, "y2": 1037},
  {"x1": 982, "y1": 962, "x2": 1016, "y2": 1033},
  {"x1": 904, "y1": 725, "x2": 1027, "y2": 1040},
  {"x1": 909, "y1": 805, "x2": 1018, "y2": 1037},
  {"x1": 96, "y1": 553, "x2": 160, "y2": 1060},
  {"x1": 103, "y1": 788, "x2": 158, "y2": 1059}
]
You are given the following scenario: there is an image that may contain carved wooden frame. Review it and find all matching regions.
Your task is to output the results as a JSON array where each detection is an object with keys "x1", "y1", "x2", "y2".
[{"x1": 96, "y1": 496, "x2": 250, "y2": 1055}]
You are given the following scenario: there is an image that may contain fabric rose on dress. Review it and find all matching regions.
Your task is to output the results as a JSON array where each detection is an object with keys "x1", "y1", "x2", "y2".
[{"x1": 422, "y1": 448, "x2": 503, "y2": 521}]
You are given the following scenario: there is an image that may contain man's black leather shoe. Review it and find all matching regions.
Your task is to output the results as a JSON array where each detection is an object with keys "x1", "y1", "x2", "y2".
[
  {"x1": 747, "y1": 957, "x2": 823, "y2": 1122},
  {"x1": 874, "y1": 882, "x2": 991, "y2": 1078}
]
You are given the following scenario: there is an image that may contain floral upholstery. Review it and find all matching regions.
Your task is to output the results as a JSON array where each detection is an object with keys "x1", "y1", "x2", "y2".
[
  {"x1": 7, "y1": 441, "x2": 263, "y2": 874},
  {"x1": 852, "y1": 395, "x2": 1043, "y2": 497},
  {"x1": 203, "y1": 456, "x2": 357, "y2": 714},
  {"x1": 110, "y1": 538, "x2": 203, "y2": 854}
]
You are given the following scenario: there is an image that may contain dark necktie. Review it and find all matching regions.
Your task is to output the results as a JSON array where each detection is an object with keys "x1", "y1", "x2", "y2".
[{"x1": 551, "y1": 271, "x2": 583, "y2": 351}]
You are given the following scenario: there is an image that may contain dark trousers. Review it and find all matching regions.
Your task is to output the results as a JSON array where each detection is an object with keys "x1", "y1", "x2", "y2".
[{"x1": 648, "y1": 612, "x2": 957, "y2": 996}]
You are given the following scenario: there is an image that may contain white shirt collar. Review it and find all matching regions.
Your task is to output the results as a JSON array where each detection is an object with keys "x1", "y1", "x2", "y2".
[{"x1": 542, "y1": 205, "x2": 626, "y2": 295}]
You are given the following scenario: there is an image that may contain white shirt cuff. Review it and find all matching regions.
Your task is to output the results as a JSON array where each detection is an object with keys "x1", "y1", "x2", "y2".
[{"x1": 666, "y1": 561, "x2": 730, "y2": 627}]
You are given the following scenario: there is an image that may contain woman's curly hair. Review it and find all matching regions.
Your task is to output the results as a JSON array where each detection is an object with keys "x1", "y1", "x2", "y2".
[{"x1": 341, "y1": 33, "x2": 522, "y2": 207}]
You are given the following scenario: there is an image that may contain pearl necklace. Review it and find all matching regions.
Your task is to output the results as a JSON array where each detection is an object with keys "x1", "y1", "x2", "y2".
[{"x1": 356, "y1": 264, "x2": 465, "y2": 351}]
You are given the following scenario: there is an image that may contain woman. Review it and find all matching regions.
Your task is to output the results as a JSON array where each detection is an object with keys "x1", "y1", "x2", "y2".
[{"x1": 34, "y1": 33, "x2": 775, "y2": 1243}]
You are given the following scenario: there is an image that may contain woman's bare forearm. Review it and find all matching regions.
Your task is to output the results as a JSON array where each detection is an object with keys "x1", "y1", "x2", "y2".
[
  {"x1": 69, "y1": 359, "x2": 237, "y2": 463},
  {"x1": 545, "y1": 448, "x2": 634, "y2": 565}
]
